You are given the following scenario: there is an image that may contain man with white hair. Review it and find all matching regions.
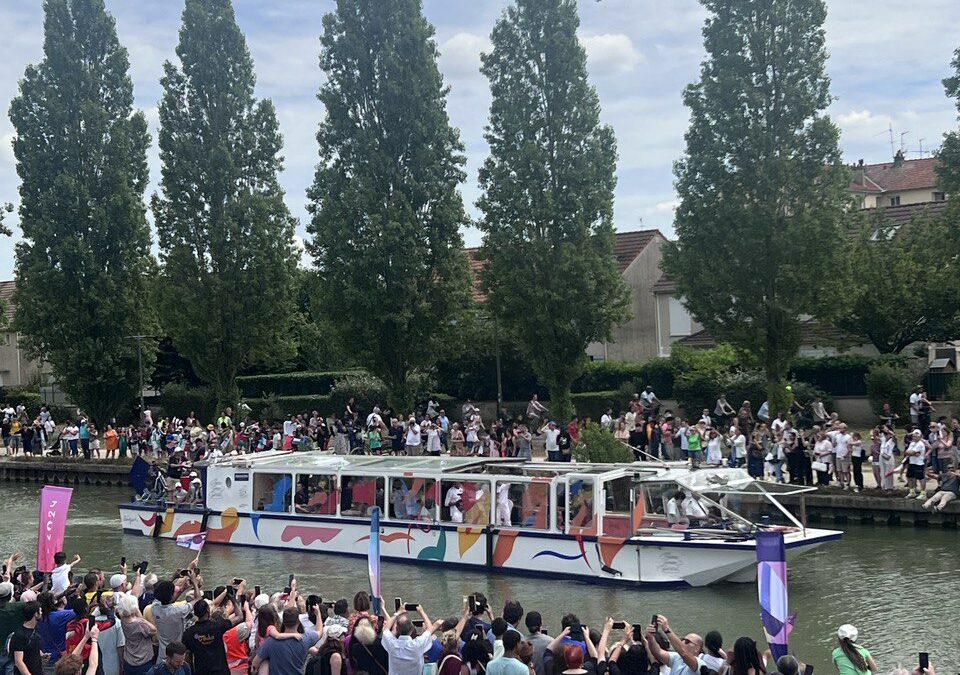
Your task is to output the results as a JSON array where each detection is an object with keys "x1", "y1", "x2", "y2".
[{"x1": 905, "y1": 429, "x2": 929, "y2": 499}]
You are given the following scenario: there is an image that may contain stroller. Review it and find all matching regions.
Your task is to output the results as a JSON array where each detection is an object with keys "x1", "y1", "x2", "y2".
[{"x1": 135, "y1": 466, "x2": 169, "y2": 504}]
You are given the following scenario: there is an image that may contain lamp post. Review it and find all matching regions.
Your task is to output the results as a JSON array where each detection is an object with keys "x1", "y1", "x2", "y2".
[{"x1": 125, "y1": 335, "x2": 151, "y2": 416}]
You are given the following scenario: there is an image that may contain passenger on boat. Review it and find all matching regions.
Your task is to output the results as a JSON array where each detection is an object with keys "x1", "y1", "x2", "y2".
[
  {"x1": 665, "y1": 491, "x2": 687, "y2": 526},
  {"x1": 681, "y1": 491, "x2": 708, "y2": 527},
  {"x1": 445, "y1": 482, "x2": 464, "y2": 523},
  {"x1": 294, "y1": 483, "x2": 311, "y2": 513},
  {"x1": 496, "y1": 483, "x2": 513, "y2": 526}
]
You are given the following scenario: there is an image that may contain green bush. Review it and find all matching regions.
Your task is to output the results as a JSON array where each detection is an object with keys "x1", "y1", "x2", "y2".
[
  {"x1": 866, "y1": 362, "x2": 923, "y2": 419},
  {"x1": 573, "y1": 361, "x2": 647, "y2": 393},
  {"x1": 573, "y1": 422, "x2": 633, "y2": 464},
  {"x1": 637, "y1": 357, "x2": 675, "y2": 398},
  {"x1": 789, "y1": 354, "x2": 907, "y2": 396},
  {"x1": 672, "y1": 371, "x2": 719, "y2": 418},
  {"x1": 570, "y1": 390, "x2": 620, "y2": 421},
  {"x1": 236, "y1": 370, "x2": 362, "y2": 398},
  {"x1": 0, "y1": 387, "x2": 43, "y2": 414},
  {"x1": 244, "y1": 395, "x2": 334, "y2": 419},
  {"x1": 158, "y1": 383, "x2": 217, "y2": 424},
  {"x1": 328, "y1": 373, "x2": 388, "y2": 414},
  {"x1": 670, "y1": 344, "x2": 742, "y2": 377}
]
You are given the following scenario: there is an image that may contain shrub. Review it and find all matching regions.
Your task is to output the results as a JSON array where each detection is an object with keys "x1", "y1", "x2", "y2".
[
  {"x1": 865, "y1": 362, "x2": 923, "y2": 419},
  {"x1": 672, "y1": 371, "x2": 719, "y2": 418},
  {"x1": 573, "y1": 361, "x2": 647, "y2": 393},
  {"x1": 0, "y1": 387, "x2": 42, "y2": 414},
  {"x1": 789, "y1": 354, "x2": 908, "y2": 397},
  {"x1": 236, "y1": 370, "x2": 362, "y2": 398},
  {"x1": 243, "y1": 395, "x2": 334, "y2": 419},
  {"x1": 670, "y1": 344, "x2": 742, "y2": 377},
  {"x1": 328, "y1": 373, "x2": 388, "y2": 414},
  {"x1": 573, "y1": 422, "x2": 633, "y2": 464},
  {"x1": 570, "y1": 390, "x2": 620, "y2": 421},
  {"x1": 158, "y1": 383, "x2": 217, "y2": 424},
  {"x1": 637, "y1": 357, "x2": 675, "y2": 398}
]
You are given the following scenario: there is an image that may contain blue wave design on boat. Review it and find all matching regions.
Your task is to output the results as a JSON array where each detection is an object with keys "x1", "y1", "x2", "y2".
[{"x1": 533, "y1": 549, "x2": 584, "y2": 561}]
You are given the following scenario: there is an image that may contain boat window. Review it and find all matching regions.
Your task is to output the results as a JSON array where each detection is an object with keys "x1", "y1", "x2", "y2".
[
  {"x1": 643, "y1": 482, "x2": 670, "y2": 516},
  {"x1": 494, "y1": 481, "x2": 550, "y2": 529},
  {"x1": 254, "y1": 473, "x2": 293, "y2": 513},
  {"x1": 601, "y1": 476, "x2": 634, "y2": 537},
  {"x1": 294, "y1": 474, "x2": 338, "y2": 515},
  {"x1": 567, "y1": 478, "x2": 597, "y2": 535},
  {"x1": 340, "y1": 476, "x2": 383, "y2": 517},
  {"x1": 388, "y1": 478, "x2": 439, "y2": 522},
  {"x1": 440, "y1": 480, "x2": 490, "y2": 525}
]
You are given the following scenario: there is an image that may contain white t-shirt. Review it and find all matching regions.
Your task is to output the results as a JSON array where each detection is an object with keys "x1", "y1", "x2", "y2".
[
  {"x1": 405, "y1": 424, "x2": 421, "y2": 446},
  {"x1": 640, "y1": 391, "x2": 656, "y2": 404},
  {"x1": 833, "y1": 433, "x2": 851, "y2": 459},
  {"x1": 909, "y1": 393, "x2": 921, "y2": 415},
  {"x1": 544, "y1": 429, "x2": 559, "y2": 453},
  {"x1": 771, "y1": 418, "x2": 786, "y2": 433},
  {"x1": 907, "y1": 440, "x2": 927, "y2": 465},
  {"x1": 51, "y1": 564, "x2": 71, "y2": 595},
  {"x1": 666, "y1": 498, "x2": 681, "y2": 523},
  {"x1": 814, "y1": 440, "x2": 833, "y2": 462},
  {"x1": 733, "y1": 434, "x2": 746, "y2": 458}
]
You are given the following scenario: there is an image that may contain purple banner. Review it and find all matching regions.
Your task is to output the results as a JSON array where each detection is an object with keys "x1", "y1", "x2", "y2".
[{"x1": 756, "y1": 531, "x2": 793, "y2": 660}]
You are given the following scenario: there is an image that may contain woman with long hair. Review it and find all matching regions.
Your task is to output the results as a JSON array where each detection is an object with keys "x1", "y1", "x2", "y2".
[
  {"x1": 727, "y1": 637, "x2": 765, "y2": 675},
  {"x1": 311, "y1": 625, "x2": 345, "y2": 675},
  {"x1": 831, "y1": 625, "x2": 877, "y2": 675}
]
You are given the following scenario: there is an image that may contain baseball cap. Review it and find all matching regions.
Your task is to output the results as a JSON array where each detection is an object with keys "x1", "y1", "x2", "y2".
[
  {"x1": 326, "y1": 624, "x2": 347, "y2": 639},
  {"x1": 110, "y1": 574, "x2": 127, "y2": 589},
  {"x1": 0, "y1": 582, "x2": 14, "y2": 598},
  {"x1": 254, "y1": 593, "x2": 271, "y2": 609},
  {"x1": 837, "y1": 624, "x2": 858, "y2": 641},
  {"x1": 19, "y1": 590, "x2": 37, "y2": 603}
]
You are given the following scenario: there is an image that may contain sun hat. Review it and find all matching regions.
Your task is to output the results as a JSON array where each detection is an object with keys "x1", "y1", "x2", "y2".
[
  {"x1": 325, "y1": 624, "x2": 347, "y2": 639},
  {"x1": 837, "y1": 624, "x2": 858, "y2": 641}
]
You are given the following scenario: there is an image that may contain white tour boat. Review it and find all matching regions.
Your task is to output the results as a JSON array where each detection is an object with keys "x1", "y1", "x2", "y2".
[{"x1": 118, "y1": 452, "x2": 841, "y2": 587}]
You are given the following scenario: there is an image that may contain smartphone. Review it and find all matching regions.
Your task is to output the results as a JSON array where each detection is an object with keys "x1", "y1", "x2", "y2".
[
  {"x1": 468, "y1": 595, "x2": 477, "y2": 613},
  {"x1": 404, "y1": 603, "x2": 419, "y2": 612},
  {"x1": 178, "y1": 569, "x2": 190, "y2": 578},
  {"x1": 918, "y1": 653, "x2": 929, "y2": 672},
  {"x1": 324, "y1": 601, "x2": 335, "y2": 609},
  {"x1": 652, "y1": 614, "x2": 659, "y2": 626},
  {"x1": 120, "y1": 557, "x2": 126, "y2": 568},
  {"x1": 569, "y1": 620, "x2": 584, "y2": 642},
  {"x1": 632, "y1": 624, "x2": 643, "y2": 642},
  {"x1": 412, "y1": 618, "x2": 424, "y2": 628},
  {"x1": 203, "y1": 590, "x2": 214, "y2": 600},
  {"x1": 254, "y1": 586, "x2": 261, "y2": 597},
  {"x1": 394, "y1": 597, "x2": 402, "y2": 612},
  {"x1": 803, "y1": 665, "x2": 814, "y2": 675},
  {"x1": 612, "y1": 621, "x2": 627, "y2": 630},
  {"x1": 232, "y1": 578, "x2": 243, "y2": 586},
  {"x1": 139, "y1": 561, "x2": 149, "y2": 575},
  {"x1": 288, "y1": 574, "x2": 295, "y2": 587}
]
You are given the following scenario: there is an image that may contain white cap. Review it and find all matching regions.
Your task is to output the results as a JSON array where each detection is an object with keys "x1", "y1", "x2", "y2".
[
  {"x1": 837, "y1": 624, "x2": 858, "y2": 641},
  {"x1": 254, "y1": 593, "x2": 271, "y2": 609},
  {"x1": 19, "y1": 590, "x2": 37, "y2": 603},
  {"x1": 0, "y1": 582, "x2": 14, "y2": 598},
  {"x1": 110, "y1": 573, "x2": 127, "y2": 589}
]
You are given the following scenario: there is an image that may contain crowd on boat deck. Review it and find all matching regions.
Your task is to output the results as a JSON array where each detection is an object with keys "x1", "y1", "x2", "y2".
[
  {"x1": 0, "y1": 548, "x2": 933, "y2": 675},
  {"x1": 3, "y1": 389, "x2": 959, "y2": 507}
]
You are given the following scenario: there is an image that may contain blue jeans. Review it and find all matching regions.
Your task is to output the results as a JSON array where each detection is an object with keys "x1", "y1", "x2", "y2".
[{"x1": 68, "y1": 439, "x2": 79, "y2": 457}]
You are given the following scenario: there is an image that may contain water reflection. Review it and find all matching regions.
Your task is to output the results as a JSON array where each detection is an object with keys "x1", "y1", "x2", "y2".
[{"x1": 0, "y1": 483, "x2": 955, "y2": 668}]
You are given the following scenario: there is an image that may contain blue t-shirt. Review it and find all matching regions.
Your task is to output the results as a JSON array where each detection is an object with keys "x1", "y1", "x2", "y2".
[
  {"x1": 257, "y1": 630, "x2": 320, "y2": 674},
  {"x1": 38, "y1": 609, "x2": 77, "y2": 664},
  {"x1": 487, "y1": 656, "x2": 530, "y2": 675}
]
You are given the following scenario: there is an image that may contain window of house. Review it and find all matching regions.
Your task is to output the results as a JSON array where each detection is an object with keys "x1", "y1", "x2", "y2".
[
  {"x1": 668, "y1": 296, "x2": 692, "y2": 337},
  {"x1": 253, "y1": 473, "x2": 293, "y2": 513},
  {"x1": 440, "y1": 480, "x2": 490, "y2": 525},
  {"x1": 294, "y1": 474, "x2": 337, "y2": 515},
  {"x1": 889, "y1": 196, "x2": 901, "y2": 206},
  {"x1": 493, "y1": 481, "x2": 550, "y2": 529},
  {"x1": 388, "y1": 477, "x2": 438, "y2": 521},
  {"x1": 339, "y1": 476, "x2": 383, "y2": 517},
  {"x1": 933, "y1": 191, "x2": 946, "y2": 202}
]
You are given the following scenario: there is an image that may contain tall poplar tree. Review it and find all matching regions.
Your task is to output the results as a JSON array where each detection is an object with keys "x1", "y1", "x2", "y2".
[
  {"x1": 154, "y1": 0, "x2": 298, "y2": 412},
  {"x1": 662, "y1": 0, "x2": 851, "y2": 411},
  {"x1": 477, "y1": 0, "x2": 628, "y2": 421},
  {"x1": 307, "y1": 0, "x2": 472, "y2": 409},
  {"x1": 9, "y1": 0, "x2": 155, "y2": 425}
]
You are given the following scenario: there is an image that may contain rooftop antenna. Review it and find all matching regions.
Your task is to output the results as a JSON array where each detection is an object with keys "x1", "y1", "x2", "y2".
[
  {"x1": 873, "y1": 122, "x2": 895, "y2": 158},
  {"x1": 918, "y1": 138, "x2": 926, "y2": 158},
  {"x1": 899, "y1": 131, "x2": 910, "y2": 153}
]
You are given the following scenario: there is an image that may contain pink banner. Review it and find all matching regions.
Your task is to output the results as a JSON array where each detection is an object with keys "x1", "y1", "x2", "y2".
[{"x1": 37, "y1": 486, "x2": 73, "y2": 572}]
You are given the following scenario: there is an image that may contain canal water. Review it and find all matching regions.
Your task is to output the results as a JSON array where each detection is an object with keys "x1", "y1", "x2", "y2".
[{"x1": 0, "y1": 483, "x2": 954, "y2": 669}]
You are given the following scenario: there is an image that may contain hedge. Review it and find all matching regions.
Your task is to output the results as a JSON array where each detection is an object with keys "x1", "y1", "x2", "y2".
[
  {"x1": 244, "y1": 395, "x2": 333, "y2": 419},
  {"x1": 236, "y1": 370, "x2": 363, "y2": 398},
  {"x1": 789, "y1": 354, "x2": 908, "y2": 397},
  {"x1": 570, "y1": 390, "x2": 621, "y2": 421},
  {"x1": 571, "y1": 358, "x2": 675, "y2": 397},
  {"x1": 158, "y1": 384, "x2": 218, "y2": 424}
]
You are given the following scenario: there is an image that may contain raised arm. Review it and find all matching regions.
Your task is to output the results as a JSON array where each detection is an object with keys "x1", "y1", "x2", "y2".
[{"x1": 656, "y1": 615, "x2": 698, "y2": 671}]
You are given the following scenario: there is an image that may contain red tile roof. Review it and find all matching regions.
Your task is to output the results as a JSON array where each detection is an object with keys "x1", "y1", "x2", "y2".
[
  {"x1": 856, "y1": 157, "x2": 939, "y2": 192},
  {"x1": 0, "y1": 280, "x2": 15, "y2": 324}
]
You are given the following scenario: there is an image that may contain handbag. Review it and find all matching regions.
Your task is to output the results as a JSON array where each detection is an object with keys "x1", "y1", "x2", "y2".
[{"x1": 811, "y1": 461, "x2": 829, "y2": 472}]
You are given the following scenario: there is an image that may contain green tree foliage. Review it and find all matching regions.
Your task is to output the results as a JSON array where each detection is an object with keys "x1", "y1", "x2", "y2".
[
  {"x1": 663, "y1": 0, "x2": 851, "y2": 414},
  {"x1": 574, "y1": 423, "x2": 633, "y2": 464},
  {"x1": 0, "y1": 204, "x2": 11, "y2": 331},
  {"x1": 8, "y1": 0, "x2": 156, "y2": 425},
  {"x1": 153, "y1": 0, "x2": 299, "y2": 413},
  {"x1": 307, "y1": 0, "x2": 472, "y2": 411},
  {"x1": 837, "y1": 210, "x2": 960, "y2": 353},
  {"x1": 477, "y1": 0, "x2": 629, "y2": 422},
  {"x1": 938, "y1": 47, "x2": 960, "y2": 200}
]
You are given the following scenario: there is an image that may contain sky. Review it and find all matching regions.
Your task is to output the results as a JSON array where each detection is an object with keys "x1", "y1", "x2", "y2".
[{"x1": 0, "y1": 0, "x2": 959, "y2": 279}]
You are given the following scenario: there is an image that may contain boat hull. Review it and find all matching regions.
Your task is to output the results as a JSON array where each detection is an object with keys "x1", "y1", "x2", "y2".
[{"x1": 118, "y1": 503, "x2": 841, "y2": 587}]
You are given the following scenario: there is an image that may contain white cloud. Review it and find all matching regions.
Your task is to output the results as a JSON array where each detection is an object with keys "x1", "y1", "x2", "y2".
[
  {"x1": 438, "y1": 32, "x2": 490, "y2": 81},
  {"x1": 836, "y1": 109, "x2": 886, "y2": 127},
  {"x1": 654, "y1": 199, "x2": 679, "y2": 213},
  {"x1": 0, "y1": 133, "x2": 14, "y2": 167},
  {"x1": 579, "y1": 33, "x2": 644, "y2": 75}
]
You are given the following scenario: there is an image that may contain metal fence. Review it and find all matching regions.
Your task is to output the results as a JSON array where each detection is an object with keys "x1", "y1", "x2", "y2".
[{"x1": 922, "y1": 371, "x2": 960, "y2": 400}]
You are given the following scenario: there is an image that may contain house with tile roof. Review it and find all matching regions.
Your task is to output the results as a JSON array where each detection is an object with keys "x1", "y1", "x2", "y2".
[
  {"x1": 849, "y1": 153, "x2": 945, "y2": 209},
  {"x1": 466, "y1": 229, "x2": 669, "y2": 362},
  {"x1": 0, "y1": 280, "x2": 42, "y2": 387}
]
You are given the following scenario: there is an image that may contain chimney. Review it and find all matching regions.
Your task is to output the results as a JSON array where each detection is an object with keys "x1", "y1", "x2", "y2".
[
  {"x1": 893, "y1": 149, "x2": 905, "y2": 168},
  {"x1": 854, "y1": 159, "x2": 865, "y2": 185}
]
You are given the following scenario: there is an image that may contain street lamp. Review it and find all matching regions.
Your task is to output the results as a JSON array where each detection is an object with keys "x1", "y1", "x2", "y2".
[{"x1": 125, "y1": 335, "x2": 154, "y2": 416}]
